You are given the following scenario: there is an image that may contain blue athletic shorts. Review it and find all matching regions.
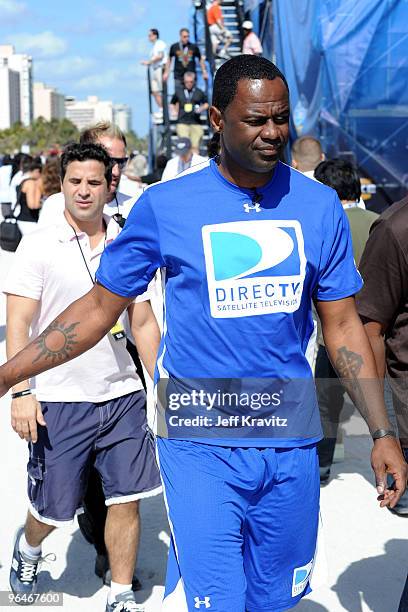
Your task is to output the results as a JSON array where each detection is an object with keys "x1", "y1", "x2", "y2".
[
  {"x1": 157, "y1": 438, "x2": 320, "y2": 612},
  {"x1": 27, "y1": 391, "x2": 162, "y2": 526}
]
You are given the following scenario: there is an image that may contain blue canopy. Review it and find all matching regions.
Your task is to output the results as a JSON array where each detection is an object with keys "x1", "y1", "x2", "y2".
[{"x1": 245, "y1": 0, "x2": 408, "y2": 208}]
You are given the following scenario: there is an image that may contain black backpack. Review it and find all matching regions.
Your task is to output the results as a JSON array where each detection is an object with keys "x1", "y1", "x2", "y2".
[{"x1": 0, "y1": 214, "x2": 22, "y2": 252}]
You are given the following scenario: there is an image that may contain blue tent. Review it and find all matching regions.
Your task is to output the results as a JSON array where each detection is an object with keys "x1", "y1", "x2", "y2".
[{"x1": 245, "y1": 0, "x2": 408, "y2": 209}]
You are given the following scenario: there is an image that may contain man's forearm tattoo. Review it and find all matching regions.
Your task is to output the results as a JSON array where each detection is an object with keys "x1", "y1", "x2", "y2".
[
  {"x1": 335, "y1": 346, "x2": 363, "y2": 378},
  {"x1": 335, "y1": 345, "x2": 369, "y2": 420},
  {"x1": 32, "y1": 320, "x2": 79, "y2": 364}
]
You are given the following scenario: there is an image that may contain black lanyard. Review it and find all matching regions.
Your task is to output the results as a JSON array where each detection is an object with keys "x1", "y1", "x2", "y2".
[
  {"x1": 112, "y1": 194, "x2": 126, "y2": 228},
  {"x1": 70, "y1": 224, "x2": 106, "y2": 285},
  {"x1": 184, "y1": 88, "x2": 194, "y2": 102}
]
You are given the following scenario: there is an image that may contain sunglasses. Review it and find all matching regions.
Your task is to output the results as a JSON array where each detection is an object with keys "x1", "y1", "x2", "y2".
[{"x1": 111, "y1": 157, "x2": 129, "y2": 170}]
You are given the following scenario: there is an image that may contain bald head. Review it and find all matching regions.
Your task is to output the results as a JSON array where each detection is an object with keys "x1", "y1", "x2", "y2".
[{"x1": 291, "y1": 136, "x2": 324, "y2": 172}]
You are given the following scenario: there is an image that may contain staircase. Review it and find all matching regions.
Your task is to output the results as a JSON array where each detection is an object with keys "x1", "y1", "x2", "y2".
[
  {"x1": 217, "y1": 0, "x2": 243, "y2": 64},
  {"x1": 147, "y1": 1, "x2": 245, "y2": 166}
]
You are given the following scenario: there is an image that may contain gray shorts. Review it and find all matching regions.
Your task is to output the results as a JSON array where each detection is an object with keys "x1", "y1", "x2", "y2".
[
  {"x1": 209, "y1": 23, "x2": 232, "y2": 43},
  {"x1": 150, "y1": 66, "x2": 163, "y2": 93},
  {"x1": 27, "y1": 391, "x2": 162, "y2": 526}
]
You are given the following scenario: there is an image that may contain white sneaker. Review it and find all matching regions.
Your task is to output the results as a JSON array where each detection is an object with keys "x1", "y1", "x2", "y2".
[{"x1": 106, "y1": 590, "x2": 144, "y2": 611}]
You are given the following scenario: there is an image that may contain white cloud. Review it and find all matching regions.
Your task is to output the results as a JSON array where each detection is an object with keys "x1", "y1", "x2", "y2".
[
  {"x1": 125, "y1": 64, "x2": 151, "y2": 93},
  {"x1": 98, "y1": 3, "x2": 146, "y2": 28},
  {"x1": 105, "y1": 40, "x2": 136, "y2": 58},
  {"x1": 0, "y1": 0, "x2": 27, "y2": 16},
  {"x1": 73, "y1": 2, "x2": 147, "y2": 34},
  {"x1": 135, "y1": 38, "x2": 150, "y2": 56},
  {"x1": 36, "y1": 56, "x2": 96, "y2": 80},
  {"x1": 126, "y1": 63, "x2": 149, "y2": 79},
  {"x1": 74, "y1": 63, "x2": 148, "y2": 96},
  {"x1": 76, "y1": 69, "x2": 121, "y2": 90},
  {"x1": 12, "y1": 31, "x2": 67, "y2": 58},
  {"x1": 104, "y1": 38, "x2": 150, "y2": 59}
]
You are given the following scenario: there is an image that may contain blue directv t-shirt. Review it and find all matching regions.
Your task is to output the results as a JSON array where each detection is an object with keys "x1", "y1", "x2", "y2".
[{"x1": 96, "y1": 160, "x2": 362, "y2": 447}]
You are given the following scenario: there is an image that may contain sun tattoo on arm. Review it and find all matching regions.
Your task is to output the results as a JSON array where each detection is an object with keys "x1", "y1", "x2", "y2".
[{"x1": 32, "y1": 320, "x2": 80, "y2": 364}]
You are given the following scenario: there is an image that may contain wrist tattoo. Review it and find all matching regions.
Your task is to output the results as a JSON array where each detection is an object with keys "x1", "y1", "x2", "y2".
[{"x1": 33, "y1": 320, "x2": 79, "y2": 364}]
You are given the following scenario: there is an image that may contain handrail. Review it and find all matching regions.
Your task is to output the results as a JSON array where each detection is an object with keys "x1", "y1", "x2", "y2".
[
  {"x1": 192, "y1": 0, "x2": 216, "y2": 81},
  {"x1": 234, "y1": 0, "x2": 245, "y2": 48},
  {"x1": 147, "y1": 65, "x2": 172, "y2": 170},
  {"x1": 203, "y1": 3, "x2": 216, "y2": 77},
  {"x1": 161, "y1": 75, "x2": 172, "y2": 160},
  {"x1": 259, "y1": 0, "x2": 273, "y2": 54},
  {"x1": 147, "y1": 66, "x2": 155, "y2": 172}
]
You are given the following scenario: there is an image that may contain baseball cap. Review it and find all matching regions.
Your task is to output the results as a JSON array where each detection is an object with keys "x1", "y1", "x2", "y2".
[
  {"x1": 175, "y1": 137, "x2": 192, "y2": 155},
  {"x1": 242, "y1": 20, "x2": 253, "y2": 30}
]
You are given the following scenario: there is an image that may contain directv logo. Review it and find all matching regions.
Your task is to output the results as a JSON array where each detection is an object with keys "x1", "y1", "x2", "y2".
[
  {"x1": 202, "y1": 220, "x2": 306, "y2": 319},
  {"x1": 292, "y1": 559, "x2": 314, "y2": 597}
]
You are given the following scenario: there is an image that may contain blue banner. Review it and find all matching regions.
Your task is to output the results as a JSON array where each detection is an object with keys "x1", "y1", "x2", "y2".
[{"x1": 247, "y1": 0, "x2": 408, "y2": 208}]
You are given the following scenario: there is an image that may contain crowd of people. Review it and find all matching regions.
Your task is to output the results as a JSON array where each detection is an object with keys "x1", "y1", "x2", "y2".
[
  {"x1": 141, "y1": 1, "x2": 263, "y2": 152},
  {"x1": 0, "y1": 154, "x2": 61, "y2": 237},
  {"x1": 0, "y1": 49, "x2": 407, "y2": 612}
]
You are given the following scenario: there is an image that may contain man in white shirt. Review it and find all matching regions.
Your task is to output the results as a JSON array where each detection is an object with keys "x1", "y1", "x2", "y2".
[
  {"x1": 5, "y1": 143, "x2": 161, "y2": 612},
  {"x1": 141, "y1": 28, "x2": 167, "y2": 110},
  {"x1": 161, "y1": 137, "x2": 207, "y2": 182},
  {"x1": 242, "y1": 21, "x2": 263, "y2": 56},
  {"x1": 38, "y1": 122, "x2": 137, "y2": 228},
  {"x1": 40, "y1": 122, "x2": 156, "y2": 589}
]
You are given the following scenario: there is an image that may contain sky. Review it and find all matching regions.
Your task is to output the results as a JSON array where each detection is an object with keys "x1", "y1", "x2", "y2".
[{"x1": 0, "y1": 0, "x2": 191, "y2": 135}]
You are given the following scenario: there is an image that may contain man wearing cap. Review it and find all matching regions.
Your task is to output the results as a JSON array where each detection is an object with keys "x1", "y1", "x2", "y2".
[
  {"x1": 242, "y1": 20, "x2": 263, "y2": 56},
  {"x1": 161, "y1": 137, "x2": 207, "y2": 182}
]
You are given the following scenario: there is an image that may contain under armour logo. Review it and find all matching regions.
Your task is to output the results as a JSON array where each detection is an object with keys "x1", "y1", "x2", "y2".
[
  {"x1": 194, "y1": 596, "x2": 211, "y2": 608},
  {"x1": 243, "y1": 202, "x2": 261, "y2": 213}
]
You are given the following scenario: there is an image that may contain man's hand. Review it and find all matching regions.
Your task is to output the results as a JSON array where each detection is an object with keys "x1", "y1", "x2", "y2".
[
  {"x1": 163, "y1": 71, "x2": 169, "y2": 82},
  {"x1": 141, "y1": 60, "x2": 150, "y2": 66},
  {"x1": 11, "y1": 394, "x2": 46, "y2": 443},
  {"x1": 371, "y1": 437, "x2": 408, "y2": 508}
]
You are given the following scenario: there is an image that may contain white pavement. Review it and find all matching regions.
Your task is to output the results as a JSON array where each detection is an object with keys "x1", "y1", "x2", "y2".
[{"x1": 0, "y1": 247, "x2": 406, "y2": 612}]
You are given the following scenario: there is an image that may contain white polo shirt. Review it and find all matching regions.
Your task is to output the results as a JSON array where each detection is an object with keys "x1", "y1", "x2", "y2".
[
  {"x1": 3, "y1": 215, "x2": 150, "y2": 403},
  {"x1": 38, "y1": 190, "x2": 137, "y2": 228}
]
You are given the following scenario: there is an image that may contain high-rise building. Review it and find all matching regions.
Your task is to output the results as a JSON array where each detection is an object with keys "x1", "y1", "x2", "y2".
[
  {"x1": 114, "y1": 104, "x2": 132, "y2": 134},
  {"x1": 0, "y1": 45, "x2": 33, "y2": 127},
  {"x1": 0, "y1": 57, "x2": 20, "y2": 129},
  {"x1": 33, "y1": 82, "x2": 65, "y2": 121},
  {"x1": 65, "y1": 96, "x2": 114, "y2": 131}
]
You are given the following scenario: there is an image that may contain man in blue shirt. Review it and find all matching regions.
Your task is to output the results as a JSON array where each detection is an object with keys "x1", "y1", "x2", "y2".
[{"x1": 0, "y1": 56, "x2": 406, "y2": 612}]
